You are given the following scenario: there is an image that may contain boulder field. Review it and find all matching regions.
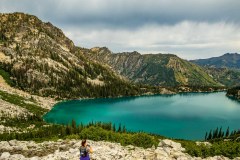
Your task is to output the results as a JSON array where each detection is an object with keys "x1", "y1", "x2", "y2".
[{"x1": 0, "y1": 139, "x2": 239, "y2": 160}]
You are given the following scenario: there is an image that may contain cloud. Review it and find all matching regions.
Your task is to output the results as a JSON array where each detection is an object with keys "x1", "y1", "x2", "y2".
[
  {"x1": 0, "y1": 0, "x2": 239, "y2": 59},
  {"x1": 64, "y1": 21, "x2": 240, "y2": 59},
  {"x1": 1, "y1": 0, "x2": 240, "y2": 28}
]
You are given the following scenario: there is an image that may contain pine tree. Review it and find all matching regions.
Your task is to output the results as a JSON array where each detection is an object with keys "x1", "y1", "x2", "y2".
[
  {"x1": 66, "y1": 125, "x2": 72, "y2": 135},
  {"x1": 112, "y1": 124, "x2": 116, "y2": 132},
  {"x1": 123, "y1": 125, "x2": 126, "y2": 133},
  {"x1": 218, "y1": 127, "x2": 222, "y2": 138},
  {"x1": 207, "y1": 130, "x2": 212, "y2": 140},
  {"x1": 117, "y1": 123, "x2": 122, "y2": 132},
  {"x1": 238, "y1": 129, "x2": 240, "y2": 134},
  {"x1": 213, "y1": 127, "x2": 218, "y2": 139},
  {"x1": 71, "y1": 119, "x2": 77, "y2": 130},
  {"x1": 233, "y1": 130, "x2": 237, "y2": 135},
  {"x1": 71, "y1": 119, "x2": 77, "y2": 133},
  {"x1": 205, "y1": 132, "x2": 208, "y2": 141},
  {"x1": 61, "y1": 127, "x2": 66, "y2": 137},
  {"x1": 221, "y1": 131, "x2": 225, "y2": 138}
]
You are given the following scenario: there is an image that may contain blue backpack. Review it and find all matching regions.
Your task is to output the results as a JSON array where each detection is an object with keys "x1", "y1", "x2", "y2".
[{"x1": 80, "y1": 146, "x2": 88, "y2": 157}]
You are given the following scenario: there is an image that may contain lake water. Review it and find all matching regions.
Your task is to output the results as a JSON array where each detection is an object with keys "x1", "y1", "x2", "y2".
[{"x1": 43, "y1": 92, "x2": 240, "y2": 140}]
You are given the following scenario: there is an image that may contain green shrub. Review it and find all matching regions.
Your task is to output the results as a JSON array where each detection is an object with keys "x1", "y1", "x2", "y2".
[
  {"x1": 65, "y1": 134, "x2": 80, "y2": 140},
  {"x1": 131, "y1": 133, "x2": 158, "y2": 148},
  {"x1": 179, "y1": 140, "x2": 240, "y2": 159},
  {"x1": 0, "y1": 68, "x2": 15, "y2": 86},
  {"x1": 79, "y1": 126, "x2": 158, "y2": 148}
]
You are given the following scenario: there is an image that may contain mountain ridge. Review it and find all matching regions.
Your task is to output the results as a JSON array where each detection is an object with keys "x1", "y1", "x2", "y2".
[
  {"x1": 82, "y1": 47, "x2": 221, "y2": 87},
  {"x1": 191, "y1": 53, "x2": 240, "y2": 69},
  {"x1": 0, "y1": 12, "x2": 228, "y2": 100},
  {"x1": 191, "y1": 53, "x2": 240, "y2": 87},
  {"x1": 0, "y1": 12, "x2": 143, "y2": 99}
]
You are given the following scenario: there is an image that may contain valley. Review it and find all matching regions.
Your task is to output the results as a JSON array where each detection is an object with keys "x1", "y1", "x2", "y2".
[{"x1": 0, "y1": 12, "x2": 240, "y2": 160}]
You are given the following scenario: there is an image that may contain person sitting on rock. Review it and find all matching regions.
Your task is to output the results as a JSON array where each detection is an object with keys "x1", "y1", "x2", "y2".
[{"x1": 80, "y1": 139, "x2": 93, "y2": 160}]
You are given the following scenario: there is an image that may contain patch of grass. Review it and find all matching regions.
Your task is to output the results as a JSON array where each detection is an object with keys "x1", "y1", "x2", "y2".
[
  {"x1": 0, "y1": 115, "x2": 46, "y2": 128},
  {"x1": 0, "y1": 90, "x2": 48, "y2": 115},
  {"x1": 0, "y1": 68, "x2": 15, "y2": 86}
]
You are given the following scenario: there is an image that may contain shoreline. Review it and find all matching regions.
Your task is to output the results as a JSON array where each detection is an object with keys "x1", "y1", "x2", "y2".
[
  {"x1": 43, "y1": 91, "x2": 230, "y2": 141},
  {"x1": 50, "y1": 89, "x2": 227, "y2": 106}
]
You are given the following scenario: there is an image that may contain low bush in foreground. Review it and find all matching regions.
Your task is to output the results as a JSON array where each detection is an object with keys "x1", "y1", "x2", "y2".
[
  {"x1": 0, "y1": 121, "x2": 158, "y2": 149},
  {"x1": 1, "y1": 119, "x2": 240, "y2": 158},
  {"x1": 179, "y1": 140, "x2": 240, "y2": 159},
  {"x1": 80, "y1": 126, "x2": 158, "y2": 148}
]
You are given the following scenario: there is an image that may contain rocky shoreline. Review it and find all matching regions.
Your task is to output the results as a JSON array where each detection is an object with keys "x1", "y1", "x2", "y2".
[{"x1": 0, "y1": 139, "x2": 239, "y2": 160}]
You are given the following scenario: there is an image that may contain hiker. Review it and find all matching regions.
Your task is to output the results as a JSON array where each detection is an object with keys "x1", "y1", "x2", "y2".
[{"x1": 80, "y1": 139, "x2": 93, "y2": 160}]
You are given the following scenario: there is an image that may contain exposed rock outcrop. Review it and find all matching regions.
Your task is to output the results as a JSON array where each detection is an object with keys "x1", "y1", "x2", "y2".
[{"x1": 0, "y1": 139, "x2": 238, "y2": 160}]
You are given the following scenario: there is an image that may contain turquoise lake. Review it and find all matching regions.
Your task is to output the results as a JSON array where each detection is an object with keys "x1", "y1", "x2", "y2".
[{"x1": 43, "y1": 92, "x2": 240, "y2": 140}]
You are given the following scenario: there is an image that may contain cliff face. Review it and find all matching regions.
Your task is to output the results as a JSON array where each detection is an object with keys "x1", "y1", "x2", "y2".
[
  {"x1": 0, "y1": 13, "x2": 141, "y2": 99},
  {"x1": 82, "y1": 47, "x2": 220, "y2": 87}
]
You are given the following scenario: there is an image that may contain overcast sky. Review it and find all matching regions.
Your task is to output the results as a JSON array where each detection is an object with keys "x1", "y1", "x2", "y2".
[{"x1": 0, "y1": 0, "x2": 240, "y2": 59}]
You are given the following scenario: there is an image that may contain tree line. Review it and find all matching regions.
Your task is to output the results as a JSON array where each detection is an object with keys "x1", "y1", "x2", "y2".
[
  {"x1": 205, "y1": 127, "x2": 240, "y2": 141},
  {"x1": 0, "y1": 119, "x2": 157, "y2": 148}
]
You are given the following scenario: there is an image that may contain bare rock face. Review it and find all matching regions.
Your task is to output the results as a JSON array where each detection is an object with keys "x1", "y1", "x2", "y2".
[
  {"x1": 0, "y1": 139, "x2": 238, "y2": 160},
  {"x1": 159, "y1": 88, "x2": 176, "y2": 94}
]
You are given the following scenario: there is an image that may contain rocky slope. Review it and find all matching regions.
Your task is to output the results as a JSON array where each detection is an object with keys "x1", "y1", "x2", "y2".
[
  {"x1": 191, "y1": 53, "x2": 240, "y2": 87},
  {"x1": 0, "y1": 75, "x2": 55, "y2": 110},
  {"x1": 82, "y1": 47, "x2": 220, "y2": 87},
  {"x1": 0, "y1": 139, "x2": 236, "y2": 160},
  {"x1": 0, "y1": 13, "x2": 141, "y2": 99},
  {"x1": 0, "y1": 74, "x2": 51, "y2": 134}
]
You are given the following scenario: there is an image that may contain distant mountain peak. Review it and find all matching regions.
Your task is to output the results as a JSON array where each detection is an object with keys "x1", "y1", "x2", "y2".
[
  {"x1": 83, "y1": 49, "x2": 220, "y2": 86},
  {"x1": 191, "y1": 53, "x2": 240, "y2": 69},
  {"x1": 90, "y1": 47, "x2": 112, "y2": 54},
  {"x1": 224, "y1": 52, "x2": 239, "y2": 55}
]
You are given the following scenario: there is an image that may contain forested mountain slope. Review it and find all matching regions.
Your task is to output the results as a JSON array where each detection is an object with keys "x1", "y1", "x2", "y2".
[
  {"x1": 0, "y1": 13, "x2": 142, "y2": 99},
  {"x1": 82, "y1": 47, "x2": 220, "y2": 87},
  {"x1": 191, "y1": 53, "x2": 240, "y2": 69},
  {"x1": 191, "y1": 53, "x2": 240, "y2": 87}
]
